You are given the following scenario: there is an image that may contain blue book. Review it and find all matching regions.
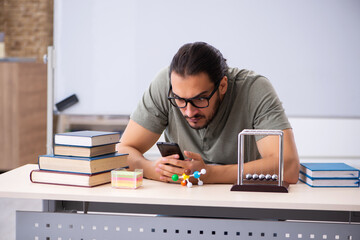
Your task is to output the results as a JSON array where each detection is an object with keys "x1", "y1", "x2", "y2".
[
  {"x1": 54, "y1": 130, "x2": 121, "y2": 147},
  {"x1": 300, "y1": 162, "x2": 359, "y2": 179},
  {"x1": 299, "y1": 172, "x2": 359, "y2": 187},
  {"x1": 38, "y1": 153, "x2": 128, "y2": 174},
  {"x1": 299, "y1": 163, "x2": 359, "y2": 187}
]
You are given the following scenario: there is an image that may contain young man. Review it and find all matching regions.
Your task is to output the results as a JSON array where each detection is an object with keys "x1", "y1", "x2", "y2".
[{"x1": 118, "y1": 42, "x2": 300, "y2": 184}]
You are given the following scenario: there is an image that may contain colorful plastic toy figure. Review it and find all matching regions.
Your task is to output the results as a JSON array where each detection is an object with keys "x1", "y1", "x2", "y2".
[{"x1": 172, "y1": 169, "x2": 206, "y2": 188}]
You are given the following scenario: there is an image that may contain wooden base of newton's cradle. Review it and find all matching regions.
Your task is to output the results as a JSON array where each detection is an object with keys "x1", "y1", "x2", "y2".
[{"x1": 231, "y1": 181, "x2": 290, "y2": 193}]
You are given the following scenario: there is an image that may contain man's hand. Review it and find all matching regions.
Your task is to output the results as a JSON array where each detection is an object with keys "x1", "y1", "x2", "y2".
[
  {"x1": 155, "y1": 151, "x2": 208, "y2": 183},
  {"x1": 183, "y1": 151, "x2": 207, "y2": 174},
  {"x1": 154, "y1": 154, "x2": 184, "y2": 182}
]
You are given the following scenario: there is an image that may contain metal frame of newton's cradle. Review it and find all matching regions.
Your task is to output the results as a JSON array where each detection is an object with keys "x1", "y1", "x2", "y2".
[{"x1": 231, "y1": 129, "x2": 289, "y2": 193}]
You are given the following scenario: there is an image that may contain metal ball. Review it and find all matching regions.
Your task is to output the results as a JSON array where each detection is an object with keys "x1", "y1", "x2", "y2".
[
  {"x1": 272, "y1": 174, "x2": 278, "y2": 181},
  {"x1": 258, "y1": 174, "x2": 265, "y2": 180},
  {"x1": 252, "y1": 174, "x2": 259, "y2": 180},
  {"x1": 265, "y1": 174, "x2": 272, "y2": 181},
  {"x1": 245, "y1": 174, "x2": 252, "y2": 180}
]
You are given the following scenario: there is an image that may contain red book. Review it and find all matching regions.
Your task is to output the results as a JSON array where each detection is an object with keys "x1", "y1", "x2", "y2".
[{"x1": 30, "y1": 169, "x2": 111, "y2": 188}]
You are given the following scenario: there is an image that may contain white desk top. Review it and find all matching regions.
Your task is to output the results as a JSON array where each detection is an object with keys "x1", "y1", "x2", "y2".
[{"x1": 1, "y1": 164, "x2": 359, "y2": 212}]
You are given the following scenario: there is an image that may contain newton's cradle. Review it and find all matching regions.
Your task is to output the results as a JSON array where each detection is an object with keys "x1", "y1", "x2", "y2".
[{"x1": 231, "y1": 129, "x2": 289, "y2": 193}]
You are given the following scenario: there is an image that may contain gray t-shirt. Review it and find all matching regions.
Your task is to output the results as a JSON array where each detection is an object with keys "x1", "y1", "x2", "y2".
[{"x1": 131, "y1": 67, "x2": 291, "y2": 164}]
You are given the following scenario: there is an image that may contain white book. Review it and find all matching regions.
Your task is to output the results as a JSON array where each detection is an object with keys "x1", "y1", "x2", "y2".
[{"x1": 55, "y1": 130, "x2": 120, "y2": 147}]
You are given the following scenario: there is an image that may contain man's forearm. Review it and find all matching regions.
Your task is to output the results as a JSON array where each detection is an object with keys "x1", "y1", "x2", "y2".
[
  {"x1": 243, "y1": 156, "x2": 299, "y2": 184},
  {"x1": 204, "y1": 164, "x2": 238, "y2": 184},
  {"x1": 204, "y1": 156, "x2": 298, "y2": 184},
  {"x1": 204, "y1": 159, "x2": 279, "y2": 184}
]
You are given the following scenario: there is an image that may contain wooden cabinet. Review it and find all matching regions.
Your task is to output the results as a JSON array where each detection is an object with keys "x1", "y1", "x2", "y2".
[{"x1": 0, "y1": 62, "x2": 47, "y2": 171}]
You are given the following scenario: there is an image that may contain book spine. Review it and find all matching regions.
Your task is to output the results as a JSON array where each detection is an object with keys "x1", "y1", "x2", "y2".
[
  {"x1": 37, "y1": 155, "x2": 42, "y2": 170},
  {"x1": 29, "y1": 170, "x2": 35, "y2": 183}
]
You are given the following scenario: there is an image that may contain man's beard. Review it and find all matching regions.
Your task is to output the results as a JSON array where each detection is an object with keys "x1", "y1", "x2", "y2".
[{"x1": 183, "y1": 95, "x2": 221, "y2": 130}]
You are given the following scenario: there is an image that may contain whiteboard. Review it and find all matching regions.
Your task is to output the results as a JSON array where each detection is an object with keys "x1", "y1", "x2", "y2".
[{"x1": 54, "y1": 0, "x2": 360, "y2": 117}]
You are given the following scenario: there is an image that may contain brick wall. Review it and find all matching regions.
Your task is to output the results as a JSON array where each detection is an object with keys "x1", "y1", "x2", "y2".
[
  {"x1": 0, "y1": 0, "x2": 4, "y2": 33},
  {"x1": 2, "y1": 0, "x2": 53, "y2": 62}
]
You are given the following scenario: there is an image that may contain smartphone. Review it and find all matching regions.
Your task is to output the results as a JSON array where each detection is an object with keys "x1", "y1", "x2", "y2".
[{"x1": 156, "y1": 142, "x2": 185, "y2": 160}]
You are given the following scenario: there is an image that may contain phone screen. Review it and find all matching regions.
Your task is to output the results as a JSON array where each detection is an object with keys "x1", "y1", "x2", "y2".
[{"x1": 156, "y1": 142, "x2": 184, "y2": 160}]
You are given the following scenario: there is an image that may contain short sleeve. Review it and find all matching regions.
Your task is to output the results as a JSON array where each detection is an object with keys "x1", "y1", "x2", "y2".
[
  {"x1": 130, "y1": 67, "x2": 170, "y2": 134},
  {"x1": 248, "y1": 76, "x2": 291, "y2": 140}
]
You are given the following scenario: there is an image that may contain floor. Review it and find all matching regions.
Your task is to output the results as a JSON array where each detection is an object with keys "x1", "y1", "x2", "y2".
[{"x1": 0, "y1": 198, "x2": 42, "y2": 240}]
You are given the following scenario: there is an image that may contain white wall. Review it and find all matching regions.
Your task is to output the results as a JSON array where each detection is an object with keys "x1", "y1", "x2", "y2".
[
  {"x1": 53, "y1": 0, "x2": 360, "y2": 164},
  {"x1": 54, "y1": 0, "x2": 360, "y2": 117},
  {"x1": 289, "y1": 118, "x2": 360, "y2": 166}
]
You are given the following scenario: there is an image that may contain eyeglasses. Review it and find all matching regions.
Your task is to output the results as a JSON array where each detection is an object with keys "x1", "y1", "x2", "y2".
[{"x1": 167, "y1": 81, "x2": 221, "y2": 108}]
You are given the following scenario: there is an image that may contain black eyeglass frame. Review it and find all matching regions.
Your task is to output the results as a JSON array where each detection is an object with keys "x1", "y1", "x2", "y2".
[{"x1": 167, "y1": 80, "x2": 221, "y2": 109}]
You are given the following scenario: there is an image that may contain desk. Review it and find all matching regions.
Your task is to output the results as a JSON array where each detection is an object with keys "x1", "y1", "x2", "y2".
[{"x1": 1, "y1": 164, "x2": 359, "y2": 239}]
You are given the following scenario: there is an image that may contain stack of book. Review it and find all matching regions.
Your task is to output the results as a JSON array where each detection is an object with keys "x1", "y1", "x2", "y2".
[
  {"x1": 299, "y1": 162, "x2": 360, "y2": 187},
  {"x1": 30, "y1": 130, "x2": 128, "y2": 187}
]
